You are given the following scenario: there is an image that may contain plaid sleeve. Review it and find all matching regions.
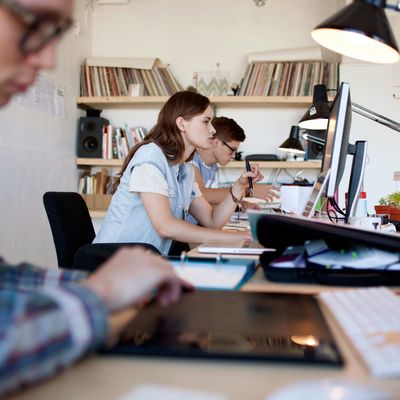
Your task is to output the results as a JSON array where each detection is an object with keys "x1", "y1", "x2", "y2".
[
  {"x1": 0, "y1": 282, "x2": 108, "y2": 396},
  {"x1": 0, "y1": 262, "x2": 89, "y2": 291}
]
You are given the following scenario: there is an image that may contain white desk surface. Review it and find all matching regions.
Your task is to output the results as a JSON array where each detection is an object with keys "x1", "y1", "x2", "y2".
[{"x1": 10, "y1": 267, "x2": 400, "y2": 400}]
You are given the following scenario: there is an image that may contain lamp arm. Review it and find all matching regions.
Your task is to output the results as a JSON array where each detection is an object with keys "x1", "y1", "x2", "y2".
[
  {"x1": 383, "y1": 2, "x2": 400, "y2": 11},
  {"x1": 351, "y1": 102, "x2": 400, "y2": 133},
  {"x1": 302, "y1": 133, "x2": 326, "y2": 146}
]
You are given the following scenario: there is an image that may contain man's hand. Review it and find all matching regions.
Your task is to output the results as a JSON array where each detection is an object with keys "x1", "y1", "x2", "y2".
[
  {"x1": 253, "y1": 184, "x2": 280, "y2": 203},
  {"x1": 82, "y1": 247, "x2": 186, "y2": 312}
]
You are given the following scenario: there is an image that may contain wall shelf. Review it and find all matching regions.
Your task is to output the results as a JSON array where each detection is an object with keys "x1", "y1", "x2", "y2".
[
  {"x1": 224, "y1": 160, "x2": 321, "y2": 169},
  {"x1": 77, "y1": 95, "x2": 317, "y2": 109},
  {"x1": 76, "y1": 158, "x2": 123, "y2": 167},
  {"x1": 77, "y1": 158, "x2": 321, "y2": 169},
  {"x1": 89, "y1": 210, "x2": 107, "y2": 218}
]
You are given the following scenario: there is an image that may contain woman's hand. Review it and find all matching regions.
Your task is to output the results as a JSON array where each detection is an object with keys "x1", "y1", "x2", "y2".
[{"x1": 237, "y1": 163, "x2": 264, "y2": 188}]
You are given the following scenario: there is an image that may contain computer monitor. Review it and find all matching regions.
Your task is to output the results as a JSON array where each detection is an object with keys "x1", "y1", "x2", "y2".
[
  {"x1": 302, "y1": 82, "x2": 367, "y2": 221},
  {"x1": 323, "y1": 82, "x2": 352, "y2": 198}
]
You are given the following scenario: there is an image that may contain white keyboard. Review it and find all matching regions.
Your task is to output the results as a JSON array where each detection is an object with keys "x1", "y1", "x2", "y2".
[{"x1": 319, "y1": 287, "x2": 400, "y2": 378}]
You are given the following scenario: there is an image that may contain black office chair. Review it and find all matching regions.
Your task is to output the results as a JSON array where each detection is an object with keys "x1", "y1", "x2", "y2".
[{"x1": 43, "y1": 191, "x2": 159, "y2": 271}]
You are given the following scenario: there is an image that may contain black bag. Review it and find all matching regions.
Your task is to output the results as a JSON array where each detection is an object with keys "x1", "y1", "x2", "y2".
[{"x1": 257, "y1": 214, "x2": 400, "y2": 286}]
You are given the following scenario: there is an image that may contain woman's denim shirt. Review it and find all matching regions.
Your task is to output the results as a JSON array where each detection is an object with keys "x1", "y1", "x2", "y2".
[{"x1": 93, "y1": 142, "x2": 196, "y2": 255}]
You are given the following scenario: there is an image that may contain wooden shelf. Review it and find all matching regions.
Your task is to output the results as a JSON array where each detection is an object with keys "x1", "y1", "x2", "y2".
[
  {"x1": 76, "y1": 158, "x2": 123, "y2": 167},
  {"x1": 77, "y1": 95, "x2": 317, "y2": 109},
  {"x1": 77, "y1": 158, "x2": 321, "y2": 169},
  {"x1": 89, "y1": 210, "x2": 107, "y2": 218},
  {"x1": 224, "y1": 160, "x2": 321, "y2": 169}
]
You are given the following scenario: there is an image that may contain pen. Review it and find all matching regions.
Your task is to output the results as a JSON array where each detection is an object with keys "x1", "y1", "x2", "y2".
[{"x1": 245, "y1": 159, "x2": 253, "y2": 196}]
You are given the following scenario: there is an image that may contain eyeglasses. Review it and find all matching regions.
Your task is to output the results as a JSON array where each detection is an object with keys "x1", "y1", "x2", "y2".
[
  {"x1": 0, "y1": 0, "x2": 73, "y2": 55},
  {"x1": 221, "y1": 140, "x2": 238, "y2": 155}
]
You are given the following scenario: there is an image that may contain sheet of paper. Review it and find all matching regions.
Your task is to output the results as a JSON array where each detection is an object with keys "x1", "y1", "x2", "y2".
[
  {"x1": 14, "y1": 73, "x2": 66, "y2": 119},
  {"x1": 118, "y1": 384, "x2": 226, "y2": 400}
]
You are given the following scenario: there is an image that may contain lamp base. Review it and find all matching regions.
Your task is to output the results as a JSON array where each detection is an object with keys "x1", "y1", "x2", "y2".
[{"x1": 285, "y1": 153, "x2": 304, "y2": 162}]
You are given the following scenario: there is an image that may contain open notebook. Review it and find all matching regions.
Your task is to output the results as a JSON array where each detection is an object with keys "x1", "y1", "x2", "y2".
[{"x1": 169, "y1": 257, "x2": 256, "y2": 290}]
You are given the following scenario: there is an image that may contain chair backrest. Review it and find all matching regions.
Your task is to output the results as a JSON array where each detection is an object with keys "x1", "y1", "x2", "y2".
[{"x1": 43, "y1": 192, "x2": 96, "y2": 268}]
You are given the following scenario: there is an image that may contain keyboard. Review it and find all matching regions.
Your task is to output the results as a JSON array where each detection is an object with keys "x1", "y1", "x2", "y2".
[{"x1": 319, "y1": 287, "x2": 400, "y2": 377}]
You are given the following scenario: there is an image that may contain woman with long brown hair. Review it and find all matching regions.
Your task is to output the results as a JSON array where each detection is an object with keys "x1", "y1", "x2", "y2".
[{"x1": 94, "y1": 91, "x2": 263, "y2": 256}]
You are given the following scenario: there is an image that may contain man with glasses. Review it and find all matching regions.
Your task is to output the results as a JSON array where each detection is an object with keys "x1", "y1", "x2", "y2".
[
  {"x1": 189, "y1": 117, "x2": 278, "y2": 224},
  {"x1": 0, "y1": 0, "x2": 185, "y2": 395}
]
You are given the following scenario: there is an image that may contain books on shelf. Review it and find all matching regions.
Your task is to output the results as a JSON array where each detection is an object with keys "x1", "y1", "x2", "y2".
[
  {"x1": 80, "y1": 57, "x2": 182, "y2": 97},
  {"x1": 237, "y1": 60, "x2": 339, "y2": 96},
  {"x1": 101, "y1": 123, "x2": 146, "y2": 160}
]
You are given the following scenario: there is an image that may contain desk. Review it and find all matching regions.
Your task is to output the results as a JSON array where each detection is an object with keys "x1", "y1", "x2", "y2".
[{"x1": 10, "y1": 271, "x2": 400, "y2": 400}]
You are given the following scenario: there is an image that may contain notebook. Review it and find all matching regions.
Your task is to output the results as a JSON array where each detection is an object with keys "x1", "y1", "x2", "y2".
[
  {"x1": 169, "y1": 257, "x2": 255, "y2": 290},
  {"x1": 101, "y1": 291, "x2": 343, "y2": 367}
]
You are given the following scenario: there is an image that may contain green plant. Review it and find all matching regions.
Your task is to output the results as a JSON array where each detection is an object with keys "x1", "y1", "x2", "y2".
[{"x1": 378, "y1": 191, "x2": 400, "y2": 207}]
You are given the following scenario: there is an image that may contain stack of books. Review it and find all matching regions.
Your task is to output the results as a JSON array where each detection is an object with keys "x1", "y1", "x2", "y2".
[
  {"x1": 80, "y1": 57, "x2": 182, "y2": 97},
  {"x1": 237, "y1": 60, "x2": 339, "y2": 96}
]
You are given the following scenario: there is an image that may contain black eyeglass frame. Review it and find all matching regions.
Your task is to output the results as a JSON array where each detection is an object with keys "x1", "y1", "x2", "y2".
[
  {"x1": 220, "y1": 140, "x2": 238, "y2": 155},
  {"x1": 0, "y1": 0, "x2": 73, "y2": 54}
]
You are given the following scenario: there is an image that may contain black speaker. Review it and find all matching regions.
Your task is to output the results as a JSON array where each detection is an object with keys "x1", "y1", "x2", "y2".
[{"x1": 77, "y1": 117, "x2": 108, "y2": 158}]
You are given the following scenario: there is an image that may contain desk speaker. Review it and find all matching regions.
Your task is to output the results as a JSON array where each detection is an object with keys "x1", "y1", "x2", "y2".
[{"x1": 77, "y1": 117, "x2": 108, "y2": 158}]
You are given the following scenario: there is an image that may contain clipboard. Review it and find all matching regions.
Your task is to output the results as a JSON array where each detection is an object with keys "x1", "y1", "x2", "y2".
[{"x1": 168, "y1": 256, "x2": 256, "y2": 290}]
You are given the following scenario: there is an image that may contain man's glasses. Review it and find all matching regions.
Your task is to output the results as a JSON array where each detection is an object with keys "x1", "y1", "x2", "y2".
[
  {"x1": 221, "y1": 140, "x2": 238, "y2": 155},
  {"x1": 0, "y1": 0, "x2": 73, "y2": 55}
]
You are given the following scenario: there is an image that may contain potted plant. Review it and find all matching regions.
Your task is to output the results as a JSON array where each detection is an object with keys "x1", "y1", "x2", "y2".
[{"x1": 374, "y1": 192, "x2": 400, "y2": 221}]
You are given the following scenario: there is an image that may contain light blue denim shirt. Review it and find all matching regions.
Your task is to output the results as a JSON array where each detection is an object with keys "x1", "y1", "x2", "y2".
[
  {"x1": 187, "y1": 151, "x2": 219, "y2": 225},
  {"x1": 93, "y1": 142, "x2": 196, "y2": 256}
]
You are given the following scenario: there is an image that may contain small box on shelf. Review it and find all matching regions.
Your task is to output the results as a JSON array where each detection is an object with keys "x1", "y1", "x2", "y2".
[{"x1": 82, "y1": 194, "x2": 112, "y2": 211}]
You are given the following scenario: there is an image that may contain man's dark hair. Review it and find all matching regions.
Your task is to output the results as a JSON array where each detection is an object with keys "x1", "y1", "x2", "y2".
[{"x1": 212, "y1": 117, "x2": 246, "y2": 142}]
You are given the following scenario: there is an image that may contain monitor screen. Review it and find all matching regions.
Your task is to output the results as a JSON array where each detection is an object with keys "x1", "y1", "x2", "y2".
[
  {"x1": 322, "y1": 82, "x2": 352, "y2": 198},
  {"x1": 301, "y1": 82, "x2": 353, "y2": 218}
]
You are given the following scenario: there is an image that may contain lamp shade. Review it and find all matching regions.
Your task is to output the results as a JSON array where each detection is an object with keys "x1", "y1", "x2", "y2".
[
  {"x1": 299, "y1": 84, "x2": 330, "y2": 130},
  {"x1": 278, "y1": 125, "x2": 305, "y2": 154},
  {"x1": 311, "y1": 0, "x2": 400, "y2": 64}
]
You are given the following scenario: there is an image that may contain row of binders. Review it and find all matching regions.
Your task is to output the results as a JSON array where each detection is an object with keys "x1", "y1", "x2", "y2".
[
  {"x1": 237, "y1": 60, "x2": 339, "y2": 97},
  {"x1": 102, "y1": 124, "x2": 146, "y2": 160}
]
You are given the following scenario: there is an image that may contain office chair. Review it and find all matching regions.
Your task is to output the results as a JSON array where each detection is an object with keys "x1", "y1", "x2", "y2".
[{"x1": 43, "y1": 191, "x2": 159, "y2": 271}]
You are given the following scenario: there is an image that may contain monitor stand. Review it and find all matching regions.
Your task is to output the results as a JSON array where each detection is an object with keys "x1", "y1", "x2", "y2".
[
  {"x1": 301, "y1": 169, "x2": 331, "y2": 218},
  {"x1": 345, "y1": 140, "x2": 368, "y2": 221}
]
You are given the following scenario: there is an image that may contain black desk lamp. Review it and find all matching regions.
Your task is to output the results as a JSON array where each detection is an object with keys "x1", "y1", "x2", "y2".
[
  {"x1": 278, "y1": 125, "x2": 305, "y2": 155},
  {"x1": 299, "y1": 84, "x2": 331, "y2": 130},
  {"x1": 311, "y1": 0, "x2": 400, "y2": 64},
  {"x1": 299, "y1": 84, "x2": 400, "y2": 133}
]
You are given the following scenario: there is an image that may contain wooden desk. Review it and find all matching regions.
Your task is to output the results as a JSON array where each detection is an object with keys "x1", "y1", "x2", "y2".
[{"x1": 10, "y1": 270, "x2": 400, "y2": 400}]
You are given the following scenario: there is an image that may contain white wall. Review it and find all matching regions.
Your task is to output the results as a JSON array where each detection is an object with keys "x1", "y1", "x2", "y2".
[
  {"x1": 2, "y1": 0, "x2": 400, "y2": 266},
  {"x1": 92, "y1": 0, "x2": 400, "y2": 213},
  {"x1": 0, "y1": 2, "x2": 93, "y2": 267},
  {"x1": 90, "y1": 0, "x2": 339, "y2": 181}
]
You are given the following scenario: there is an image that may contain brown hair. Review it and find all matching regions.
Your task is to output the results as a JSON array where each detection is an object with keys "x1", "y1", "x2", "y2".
[
  {"x1": 118, "y1": 91, "x2": 210, "y2": 181},
  {"x1": 212, "y1": 116, "x2": 246, "y2": 143}
]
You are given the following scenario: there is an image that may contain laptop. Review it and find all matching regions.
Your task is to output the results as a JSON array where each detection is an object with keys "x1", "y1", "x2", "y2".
[
  {"x1": 197, "y1": 239, "x2": 272, "y2": 255},
  {"x1": 198, "y1": 210, "x2": 275, "y2": 255},
  {"x1": 101, "y1": 290, "x2": 343, "y2": 367}
]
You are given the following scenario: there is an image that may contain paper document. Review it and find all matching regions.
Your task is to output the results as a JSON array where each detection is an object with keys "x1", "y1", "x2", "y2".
[{"x1": 119, "y1": 384, "x2": 226, "y2": 400}]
